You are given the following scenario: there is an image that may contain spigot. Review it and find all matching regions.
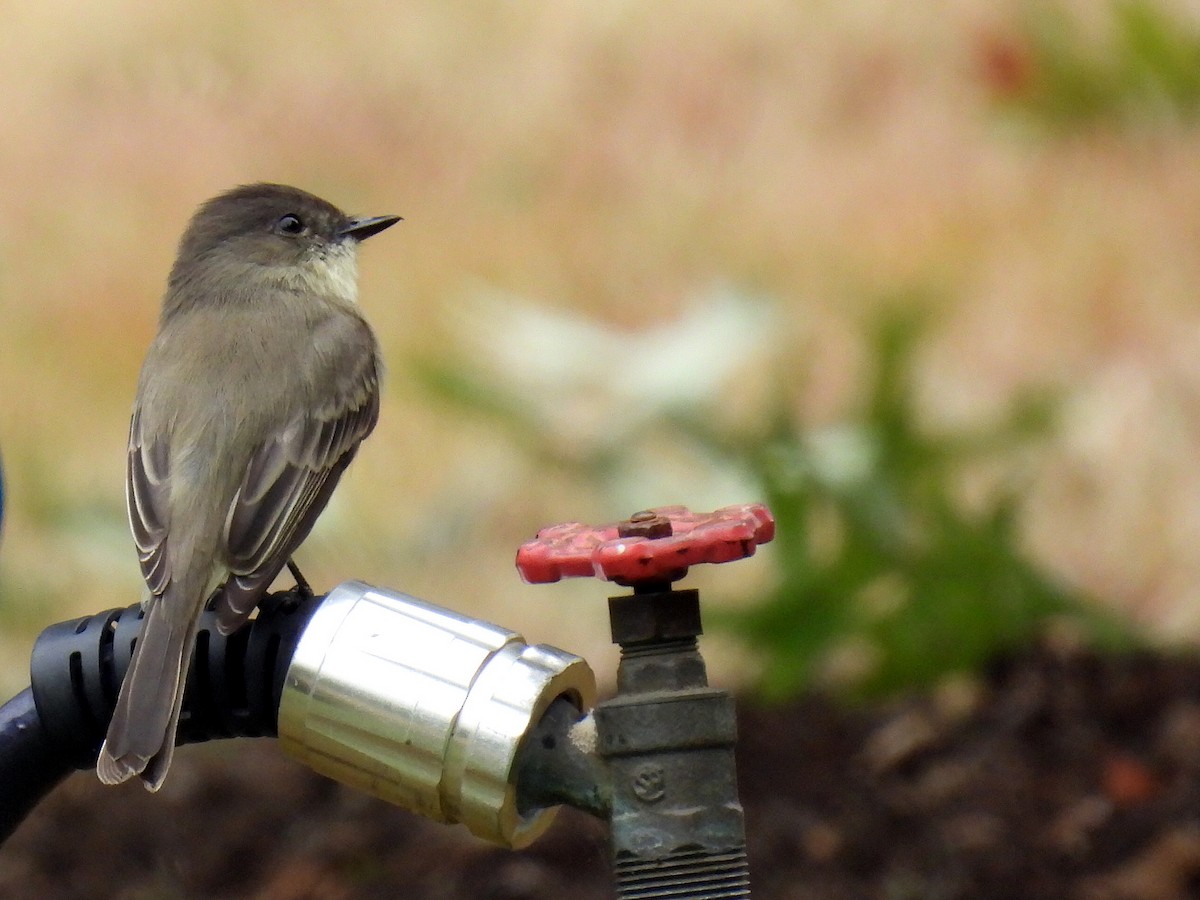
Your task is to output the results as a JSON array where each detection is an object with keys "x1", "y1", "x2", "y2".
[{"x1": 516, "y1": 503, "x2": 774, "y2": 900}]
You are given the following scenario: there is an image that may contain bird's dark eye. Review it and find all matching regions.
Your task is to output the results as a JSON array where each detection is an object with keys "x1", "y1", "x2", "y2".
[{"x1": 275, "y1": 214, "x2": 305, "y2": 236}]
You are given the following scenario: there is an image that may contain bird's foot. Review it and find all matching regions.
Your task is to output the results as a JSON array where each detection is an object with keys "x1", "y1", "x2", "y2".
[{"x1": 286, "y1": 559, "x2": 315, "y2": 601}]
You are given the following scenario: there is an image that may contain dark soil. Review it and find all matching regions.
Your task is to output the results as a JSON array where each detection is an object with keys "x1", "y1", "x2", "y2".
[{"x1": 6, "y1": 642, "x2": 1200, "y2": 899}]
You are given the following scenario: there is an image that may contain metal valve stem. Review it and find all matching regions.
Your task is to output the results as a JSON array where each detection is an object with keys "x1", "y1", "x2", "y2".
[{"x1": 598, "y1": 583, "x2": 752, "y2": 898}]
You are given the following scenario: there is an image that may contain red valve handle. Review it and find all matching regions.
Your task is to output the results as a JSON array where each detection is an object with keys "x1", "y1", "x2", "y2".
[{"x1": 516, "y1": 503, "x2": 775, "y2": 587}]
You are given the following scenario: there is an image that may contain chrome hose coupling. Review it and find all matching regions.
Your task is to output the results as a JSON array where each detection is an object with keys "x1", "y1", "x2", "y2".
[{"x1": 278, "y1": 581, "x2": 596, "y2": 848}]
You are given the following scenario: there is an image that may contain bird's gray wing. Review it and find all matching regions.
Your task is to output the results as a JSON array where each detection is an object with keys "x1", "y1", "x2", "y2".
[
  {"x1": 126, "y1": 405, "x2": 171, "y2": 597},
  {"x1": 215, "y1": 384, "x2": 379, "y2": 634}
]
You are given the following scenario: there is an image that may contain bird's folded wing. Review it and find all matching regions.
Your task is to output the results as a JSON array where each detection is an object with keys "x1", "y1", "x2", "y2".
[
  {"x1": 217, "y1": 387, "x2": 379, "y2": 631},
  {"x1": 127, "y1": 406, "x2": 172, "y2": 597}
]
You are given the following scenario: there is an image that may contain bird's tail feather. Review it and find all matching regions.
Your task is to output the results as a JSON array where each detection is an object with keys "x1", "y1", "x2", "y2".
[{"x1": 96, "y1": 599, "x2": 199, "y2": 791}]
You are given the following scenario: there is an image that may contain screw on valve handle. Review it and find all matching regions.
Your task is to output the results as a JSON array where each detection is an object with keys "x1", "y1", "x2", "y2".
[{"x1": 516, "y1": 503, "x2": 773, "y2": 899}]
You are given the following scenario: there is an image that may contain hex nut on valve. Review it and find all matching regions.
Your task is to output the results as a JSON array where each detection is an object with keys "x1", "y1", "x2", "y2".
[{"x1": 277, "y1": 581, "x2": 596, "y2": 848}]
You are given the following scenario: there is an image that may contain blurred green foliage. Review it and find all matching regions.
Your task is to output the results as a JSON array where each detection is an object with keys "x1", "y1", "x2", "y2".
[
  {"x1": 415, "y1": 300, "x2": 1133, "y2": 701},
  {"x1": 696, "y1": 311, "x2": 1131, "y2": 700},
  {"x1": 1008, "y1": 1, "x2": 1200, "y2": 126}
]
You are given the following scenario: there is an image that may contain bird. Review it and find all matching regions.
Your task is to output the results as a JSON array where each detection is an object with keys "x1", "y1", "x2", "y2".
[{"x1": 97, "y1": 182, "x2": 400, "y2": 789}]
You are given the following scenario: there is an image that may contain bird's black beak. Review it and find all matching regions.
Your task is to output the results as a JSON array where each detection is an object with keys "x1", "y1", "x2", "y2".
[{"x1": 338, "y1": 215, "x2": 402, "y2": 242}]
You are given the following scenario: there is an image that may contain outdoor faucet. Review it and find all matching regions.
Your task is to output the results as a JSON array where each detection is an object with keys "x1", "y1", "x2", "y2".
[{"x1": 0, "y1": 504, "x2": 773, "y2": 900}]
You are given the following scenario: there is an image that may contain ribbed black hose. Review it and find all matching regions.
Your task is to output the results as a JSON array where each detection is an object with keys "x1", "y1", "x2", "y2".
[{"x1": 0, "y1": 587, "x2": 321, "y2": 844}]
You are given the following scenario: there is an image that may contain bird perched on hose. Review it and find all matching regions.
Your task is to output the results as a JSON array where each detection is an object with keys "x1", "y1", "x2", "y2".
[{"x1": 97, "y1": 183, "x2": 400, "y2": 789}]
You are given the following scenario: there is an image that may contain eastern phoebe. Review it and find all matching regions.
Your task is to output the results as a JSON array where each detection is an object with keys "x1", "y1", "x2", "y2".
[{"x1": 97, "y1": 183, "x2": 400, "y2": 789}]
